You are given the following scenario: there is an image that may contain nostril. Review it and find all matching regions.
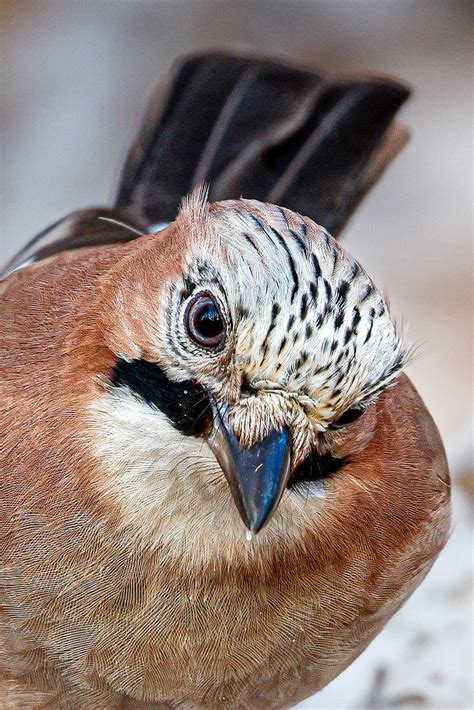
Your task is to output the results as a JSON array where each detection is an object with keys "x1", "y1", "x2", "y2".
[
  {"x1": 241, "y1": 377, "x2": 285, "y2": 396},
  {"x1": 240, "y1": 375, "x2": 281, "y2": 396},
  {"x1": 240, "y1": 375, "x2": 258, "y2": 397}
]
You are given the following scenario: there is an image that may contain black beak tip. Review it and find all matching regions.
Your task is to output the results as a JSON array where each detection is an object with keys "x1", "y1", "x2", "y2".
[
  {"x1": 248, "y1": 513, "x2": 271, "y2": 536},
  {"x1": 243, "y1": 429, "x2": 292, "y2": 533}
]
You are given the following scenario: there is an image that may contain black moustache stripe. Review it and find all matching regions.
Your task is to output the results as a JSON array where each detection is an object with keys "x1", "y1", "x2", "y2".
[{"x1": 111, "y1": 359, "x2": 211, "y2": 437}]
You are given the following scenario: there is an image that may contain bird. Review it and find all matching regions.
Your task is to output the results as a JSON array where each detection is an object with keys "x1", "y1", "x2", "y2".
[{"x1": 0, "y1": 52, "x2": 450, "y2": 709}]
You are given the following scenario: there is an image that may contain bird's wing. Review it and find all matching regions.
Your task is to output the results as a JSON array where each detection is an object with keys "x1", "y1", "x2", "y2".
[
  {"x1": 0, "y1": 208, "x2": 149, "y2": 281},
  {"x1": 2, "y1": 52, "x2": 410, "y2": 278},
  {"x1": 115, "y1": 51, "x2": 410, "y2": 236}
]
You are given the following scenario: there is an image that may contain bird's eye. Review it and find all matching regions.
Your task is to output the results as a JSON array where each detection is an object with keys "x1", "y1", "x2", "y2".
[
  {"x1": 329, "y1": 406, "x2": 365, "y2": 430},
  {"x1": 185, "y1": 293, "x2": 226, "y2": 348}
]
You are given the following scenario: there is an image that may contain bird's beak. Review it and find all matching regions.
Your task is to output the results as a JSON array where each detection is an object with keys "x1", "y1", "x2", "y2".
[{"x1": 208, "y1": 402, "x2": 292, "y2": 533}]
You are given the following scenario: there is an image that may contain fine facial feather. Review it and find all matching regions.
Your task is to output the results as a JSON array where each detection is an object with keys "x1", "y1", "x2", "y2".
[{"x1": 82, "y1": 194, "x2": 413, "y2": 550}]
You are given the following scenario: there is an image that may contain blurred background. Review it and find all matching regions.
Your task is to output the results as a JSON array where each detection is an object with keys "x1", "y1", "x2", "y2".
[{"x1": 1, "y1": 1, "x2": 472, "y2": 708}]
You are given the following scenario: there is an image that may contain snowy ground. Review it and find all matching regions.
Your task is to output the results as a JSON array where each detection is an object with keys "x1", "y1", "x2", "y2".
[{"x1": 1, "y1": 2, "x2": 472, "y2": 708}]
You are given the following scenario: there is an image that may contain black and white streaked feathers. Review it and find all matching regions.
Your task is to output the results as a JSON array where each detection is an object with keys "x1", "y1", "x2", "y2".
[{"x1": 161, "y1": 196, "x2": 408, "y2": 430}]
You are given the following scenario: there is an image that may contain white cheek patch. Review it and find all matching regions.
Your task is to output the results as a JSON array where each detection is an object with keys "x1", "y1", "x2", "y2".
[
  {"x1": 89, "y1": 386, "x2": 218, "y2": 476},
  {"x1": 88, "y1": 388, "x2": 220, "y2": 532},
  {"x1": 87, "y1": 387, "x2": 325, "y2": 554}
]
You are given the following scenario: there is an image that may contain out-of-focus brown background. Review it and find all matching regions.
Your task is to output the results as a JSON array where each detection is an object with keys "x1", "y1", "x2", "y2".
[{"x1": 1, "y1": 1, "x2": 472, "y2": 708}]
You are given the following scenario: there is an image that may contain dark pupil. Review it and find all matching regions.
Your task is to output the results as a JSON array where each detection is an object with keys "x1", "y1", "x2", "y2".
[
  {"x1": 194, "y1": 302, "x2": 221, "y2": 338},
  {"x1": 188, "y1": 295, "x2": 225, "y2": 347}
]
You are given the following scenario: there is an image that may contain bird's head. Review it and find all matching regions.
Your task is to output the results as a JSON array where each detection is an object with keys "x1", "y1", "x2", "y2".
[{"x1": 86, "y1": 190, "x2": 407, "y2": 551}]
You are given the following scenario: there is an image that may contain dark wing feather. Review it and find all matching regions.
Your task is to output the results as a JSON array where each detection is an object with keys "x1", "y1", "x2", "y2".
[
  {"x1": 194, "y1": 62, "x2": 321, "y2": 191},
  {"x1": 115, "y1": 52, "x2": 410, "y2": 236},
  {"x1": 265, "y1": 78, "x2": 410, "y2": 235},
  {"x1": 115, "y1": 52, "x2": 262, "y2": 223},
  {"x1": 0, "y1": 209, "x2": 148, "y2": 281},
  {"x1": 3, "y1": 52, "x2": 410, "y2": 278}
]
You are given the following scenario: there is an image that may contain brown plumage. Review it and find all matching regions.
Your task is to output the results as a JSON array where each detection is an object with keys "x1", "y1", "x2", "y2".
[{"x1": 0, "y1": 53, "x2": 450, "y2": 709}]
